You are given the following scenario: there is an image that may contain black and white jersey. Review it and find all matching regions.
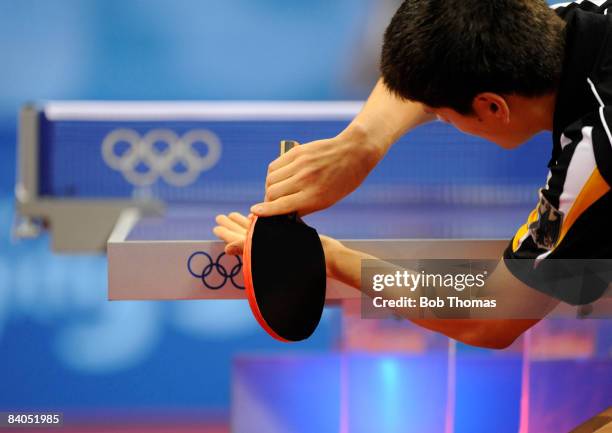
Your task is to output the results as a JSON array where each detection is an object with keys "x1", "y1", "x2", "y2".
[
  {"x1": 503, "y1": 1, "x2": 612, "y2": 305},
  {"x1": 552, "y1": 0, "x2": 612, "y2": 16}
]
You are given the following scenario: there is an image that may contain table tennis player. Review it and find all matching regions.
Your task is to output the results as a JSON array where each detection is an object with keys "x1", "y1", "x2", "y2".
[{"x1": 214, "y1": 0, "x2": 612, "y2": 348}]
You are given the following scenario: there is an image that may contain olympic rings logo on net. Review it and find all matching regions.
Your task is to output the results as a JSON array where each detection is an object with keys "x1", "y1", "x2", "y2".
[
  {"x1": 187, "y1": 251, "x2": 244, "y2": 290},
  {"x1": 101, "y1": 128, "x2": 222, "y2": 187}
]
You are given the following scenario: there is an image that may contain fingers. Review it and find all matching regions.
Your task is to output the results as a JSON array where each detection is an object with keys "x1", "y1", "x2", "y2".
[
  {"x1": 250, "y1": 192, "x2": 303, "y2": 216},
  {"x1": 212, "y1": 225, "x2": 244, "y2": 245},
  {"x1": 265, "y1": 176, "x2": 301, "y2": 202},
  {"x1": 227, "y1": 212, "x2": 251, "y2": 230},
  {"x1": 215, "y1": 214, "x2": 248, "y2": 234},
  {"x1": 213, "y1": 212, "x2": 251, "y2": 255},
  {"x1": 266, "y1": 160, "x2": 298, "y2": 188},
  {"x1": 267, "y1": 144, "x2": 301, "y2": 173},
  {"x1": 225, "y1": 240, "x2": 244, "y2": 256}
]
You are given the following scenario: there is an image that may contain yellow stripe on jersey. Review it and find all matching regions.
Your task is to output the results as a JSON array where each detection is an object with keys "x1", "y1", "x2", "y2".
[{"x1": 512, "y1": 206, "x2": 540, "y2": 252}]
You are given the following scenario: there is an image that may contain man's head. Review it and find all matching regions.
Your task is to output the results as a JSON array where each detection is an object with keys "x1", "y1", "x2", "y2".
[{"x1": 381, "y1": 0, "x2": 565, "y2": 148}]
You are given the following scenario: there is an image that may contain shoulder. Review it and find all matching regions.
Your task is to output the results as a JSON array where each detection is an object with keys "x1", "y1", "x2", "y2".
[{"x1": 551, "y1": 0, "x2": 612, "y2": 18}]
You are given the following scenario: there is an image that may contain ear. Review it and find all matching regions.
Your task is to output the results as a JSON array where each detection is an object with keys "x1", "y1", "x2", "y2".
[{"x1": 472, "y1": 93, "x2": 510, "y2": 124}]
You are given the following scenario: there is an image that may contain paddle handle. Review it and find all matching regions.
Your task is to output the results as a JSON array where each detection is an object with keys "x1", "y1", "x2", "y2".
[
  {"x1": 280, "y1": 140, "x2": 300, "y2": 222},
  {"x1": 280, "y1": 140, "x2": 300, "y2": 155}
]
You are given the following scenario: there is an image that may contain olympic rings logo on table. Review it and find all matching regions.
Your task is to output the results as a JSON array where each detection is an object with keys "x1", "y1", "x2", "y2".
[
  {"x1": 187, "y1": 251, "x2": 244, "y2": 290},
  {"x1": 101, "y1": 128, "x2": 222, "y2": 186}
]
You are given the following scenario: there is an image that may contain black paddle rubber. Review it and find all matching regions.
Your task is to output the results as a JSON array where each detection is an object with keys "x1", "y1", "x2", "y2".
[{"x1": 250, "y1": 214, "x2": 327, "y2": 341}]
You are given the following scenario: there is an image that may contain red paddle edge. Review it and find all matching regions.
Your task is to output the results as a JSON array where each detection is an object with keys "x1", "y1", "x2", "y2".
[{"x1": 243, "y1": 215, "x2": 291, "y2": 343}]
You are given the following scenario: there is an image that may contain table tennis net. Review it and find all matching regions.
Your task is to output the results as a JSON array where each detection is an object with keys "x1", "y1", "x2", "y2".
[{"x1": 37, "y1": 113, "x2": 550, "y2": 206}]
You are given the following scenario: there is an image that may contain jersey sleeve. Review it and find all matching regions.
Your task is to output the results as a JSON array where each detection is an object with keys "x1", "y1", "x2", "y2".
[
  {"x1": 503, "y1": 109, "x2": 612, "y2": 305},
  {"x1": 551, "y1": 0, "x2": 612, "y2": 18}
]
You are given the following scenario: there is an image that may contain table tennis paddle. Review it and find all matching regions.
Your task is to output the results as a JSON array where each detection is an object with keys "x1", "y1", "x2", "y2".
[{"x1": 243, "y1": 140, "x2": 327, "y2": 342}]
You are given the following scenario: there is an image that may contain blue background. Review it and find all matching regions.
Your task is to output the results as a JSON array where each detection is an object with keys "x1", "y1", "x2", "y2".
[
  {"x1": 0, "y1": 1, "x2": 608, "y2": 432},
  {"x1": 0, "y1": 0, "x2": 380, "y2": 415}
]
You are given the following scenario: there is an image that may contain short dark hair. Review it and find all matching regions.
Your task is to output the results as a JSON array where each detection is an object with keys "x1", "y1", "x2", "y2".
[{"x1": 381, "y1": 0, "x2": 566, "y2": 114}]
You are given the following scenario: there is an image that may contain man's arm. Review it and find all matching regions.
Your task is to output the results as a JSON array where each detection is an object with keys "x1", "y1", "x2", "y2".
[
  {"x1": 348, "y1": 78, "x2": 435, "y2": 155},
  {"x1": 251, "y1": 79, "x2": 435, "y2": 217},
  {"x1": 323, "y1": 238, "x2": 559, "y2": 349},
  {"x1": 213, "y1": 213, "x2": 558, "y2": 349}
]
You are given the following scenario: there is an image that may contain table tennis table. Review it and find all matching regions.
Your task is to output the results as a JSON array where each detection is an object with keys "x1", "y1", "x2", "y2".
[
  {"x1": 107, "y1": 201, "x2": 526, "y2": 301},
  {"x1": 13, "y1": 101, "x2": 550, "y2": 302}
]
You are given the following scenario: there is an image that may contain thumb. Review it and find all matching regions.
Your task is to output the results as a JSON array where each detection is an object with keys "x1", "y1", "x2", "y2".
[{"x1": 250, "y1": 193, "x2": 301, "y2": 217}]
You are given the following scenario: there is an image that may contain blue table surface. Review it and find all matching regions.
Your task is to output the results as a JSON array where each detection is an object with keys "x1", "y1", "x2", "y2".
[{"x1": 126, "y1": 202, "x2": 532, "y2": 241}]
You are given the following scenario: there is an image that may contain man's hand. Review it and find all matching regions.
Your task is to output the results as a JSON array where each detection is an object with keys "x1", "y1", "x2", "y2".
[
  {"x1": 212, "y1": 211, "x2": 347, "y2": 279},
  {"x1": 250, "y1": 131, "x2": 382, "y2": 217},
  {"x1": 248, "y1": 79, "x2": 434, "y2": 217},
  {"x1": 213, "y1": 212, "x2": 251, "y2": 255}
]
